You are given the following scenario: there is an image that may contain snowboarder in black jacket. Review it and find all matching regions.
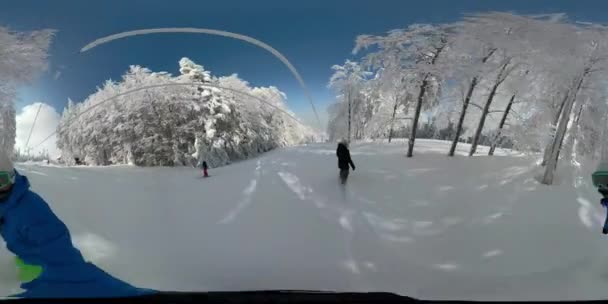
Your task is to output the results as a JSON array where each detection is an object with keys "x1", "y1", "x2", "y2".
[{"x1": 336, "y1": 141, "x2": 355, "y2": 184}]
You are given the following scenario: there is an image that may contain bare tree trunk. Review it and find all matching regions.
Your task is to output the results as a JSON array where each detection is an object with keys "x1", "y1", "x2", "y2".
[
  {"x1": 489, "y1": 94, "x2": 515, "y2": 156},
  {"x1": 347, "y1": 89, "x2": 352, "y2": 143},
  {"x1": 575, "y1": 101, "x2": 585, "y2": 125},
  {"x1": 407, "y1": 42, "x2": 446, "y2": 158},
  {"x1": 541, "y1": 92, "x2": 569, "y2": 166},
  {"x1": 469, "y1": 60, "x2": 511, "y2": 156},
  {"x1": 388, "y1": 96, "x2": 399, "y2": 143},
  {"x1": 556, "y1": 101, "x2": 585, "y2": 164},
  {"x1": 449, "y1": 77, "x2": 478, "y2": 156},
  {"x1": 542, "y1": 71, "x2": 587, "y2": 185},
  {"x1": 448, "y1": 50, "x2": 496, "y2": 157},
  {"x1": 407, "y1": 76, "x2": 427, "y2": 157},
  {"x1": 543, "y1": 98, "x2": 576, "y2": 184}
]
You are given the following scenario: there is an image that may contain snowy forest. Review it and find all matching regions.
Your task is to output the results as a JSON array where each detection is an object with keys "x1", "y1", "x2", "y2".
[
  {"x1": 326, "y1": 12, "x2": 608, "y2": 184},
  {"x1": 55, "y1": 58, "x2": 316, "y2": 167},
  {"x1": 8, "y1": 4, "x2": 608, "y2": 300},
  {"x1": 4, "y1": 12, "x2": 608, "y2": 185}
]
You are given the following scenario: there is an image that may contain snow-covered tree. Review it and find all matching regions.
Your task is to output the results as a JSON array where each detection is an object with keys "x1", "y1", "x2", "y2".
[
  {"x1": 354, "y1": 24, "x2": 448, "y2": 157},
  {"x1": 56, "y1": 58, "x2": 315, "y2": 167},
  {"x1": 360, "y1": 54, "x2": 414, "y2": 142},
  {"x1": 540, "y1": 23, "x2": 608, "y2": 184},
  {"x1": 322, "y1": 11, "x2": 608, "y2": 185},
  {"x1": 442, "y1": 16, "x2": 500, "y2": 156},
  {"x1": 0, "y1": 27, "x2": 53, "y2": 153},
  {"x1": 327, "y1": 60, "x2": 372, "y2": 142}
]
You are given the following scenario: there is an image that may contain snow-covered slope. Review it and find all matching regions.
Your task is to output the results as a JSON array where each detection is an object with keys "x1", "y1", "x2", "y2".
[{"x1": 2, "y1": 140, "x2": 606, "y2": 301}]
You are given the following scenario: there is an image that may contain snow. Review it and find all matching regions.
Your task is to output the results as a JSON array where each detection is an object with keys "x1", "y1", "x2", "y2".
[{"x1": 1, "y1": 139, "x2": 606, "y2": 301}]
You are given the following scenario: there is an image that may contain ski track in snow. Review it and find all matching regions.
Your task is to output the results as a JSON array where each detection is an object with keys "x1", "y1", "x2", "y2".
[
  {"x1": 482, "y1": 250, "x2": 503, "y2": 258},
  {"x1": 28, "y1": 170, "x2": 48, "y2": 176},
  {"x1": 277, "y1": 165, "x2": 411, "y2": 291},
  {"x1": 8, "y1": 140, "x2": 608, "y2": 301},
  {"x1": 277, "y1": 171, "x2": 323, "y2": 207},
  {"x1": 219, "y1": 160, "x2": 262, "y2": 224},
  {"x1": 433, "y1": 263, "x2": 460, "y2": 272},
  {"x1": 73, "y1": 232, "x2": 117, "y2": 262},
  {"x1": 576, "y1": 197, "x2": 604, "y2": 229},
  {"x1": 276, "y1": 170, "x2": 372, "y2": 282}
]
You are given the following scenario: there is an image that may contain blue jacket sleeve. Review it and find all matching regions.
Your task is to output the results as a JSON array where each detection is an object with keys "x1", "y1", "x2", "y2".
[
  {"x1": 14, "y1": 192, "x2": 85, "y2": 266},
  {"x1": 3, "y1": 186, "x2": 154, "y2": 299},
  {"x1": 19, "y1": 219, "x2": 67, "y2": 247}
]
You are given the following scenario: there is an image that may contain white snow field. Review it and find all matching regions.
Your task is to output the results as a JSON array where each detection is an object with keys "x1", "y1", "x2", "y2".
[{"x1": 2, "y1": 139, "x2": 608, "y2": 301}]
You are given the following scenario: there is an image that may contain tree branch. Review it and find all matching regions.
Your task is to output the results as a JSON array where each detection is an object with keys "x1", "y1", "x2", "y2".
[
  {"x1": 469, "y1": 103, "x2": 483, "y2": 110},
  {"x1": 581, "y1": 84, "x2": 600, "y2": 91},
  {"x1": 481, "y1": 48, "x2": 498, "y2": 64}
]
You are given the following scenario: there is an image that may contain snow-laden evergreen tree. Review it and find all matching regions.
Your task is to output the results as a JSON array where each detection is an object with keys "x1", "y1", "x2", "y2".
[{"x1": 56, "y1": 58, "x2": 315, "y2": 167}]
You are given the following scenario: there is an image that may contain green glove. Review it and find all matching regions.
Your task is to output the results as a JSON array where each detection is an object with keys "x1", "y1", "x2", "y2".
[{"x1": 15, "y1": 257, "x2": 42, "y2": 283}]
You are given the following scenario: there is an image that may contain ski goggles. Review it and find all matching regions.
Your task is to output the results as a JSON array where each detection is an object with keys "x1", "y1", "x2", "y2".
[
  {"x1": 593, "y1": 171, "x2": 608, "y2": 189},
  {"x1": 0, "y1": 170, "x2": 15, "y2": 190}
]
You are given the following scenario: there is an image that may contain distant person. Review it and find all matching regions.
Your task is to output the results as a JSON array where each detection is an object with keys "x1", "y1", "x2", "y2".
[
  {"x1": 336, "y1": 141, "x2": 355, "y2": 184},
  {"x1": 202, "y1": 161, "x2": 209, "y2": 178},
  {"x1": 0, "y1": 150, "x2": 154, "y2": 298}
]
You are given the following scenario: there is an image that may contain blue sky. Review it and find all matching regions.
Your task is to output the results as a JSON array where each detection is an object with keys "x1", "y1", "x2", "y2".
[{"x1": 3, "y1": 0, "x2": 608, "y2": 127}]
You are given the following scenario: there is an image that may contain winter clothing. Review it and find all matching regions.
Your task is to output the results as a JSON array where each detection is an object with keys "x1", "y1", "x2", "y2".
[
  {"x1": 602, "y1": 198, "x2": 608, "y2": 235},
  {"x1": 339, "y1": 169, "x2": 349, "y2": 184},
  {"x1": 336, "y1": 143, "x2": 356, "y2": 171},
  {"x1": 202, "y1": 161, "x2": 209, "y2": 177},
  {"x1": 0, "y1": 150, "x2": 14, "y2": 199},
  {"x1": 0, "y1": 171, "x2": 154, "y2": 298},
  {"x1": 0, "y1": 178, "x2": 13, "y2": 201},
  {"x1": 337, "y1": 143, "x2": 355, "y2": 184}
]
